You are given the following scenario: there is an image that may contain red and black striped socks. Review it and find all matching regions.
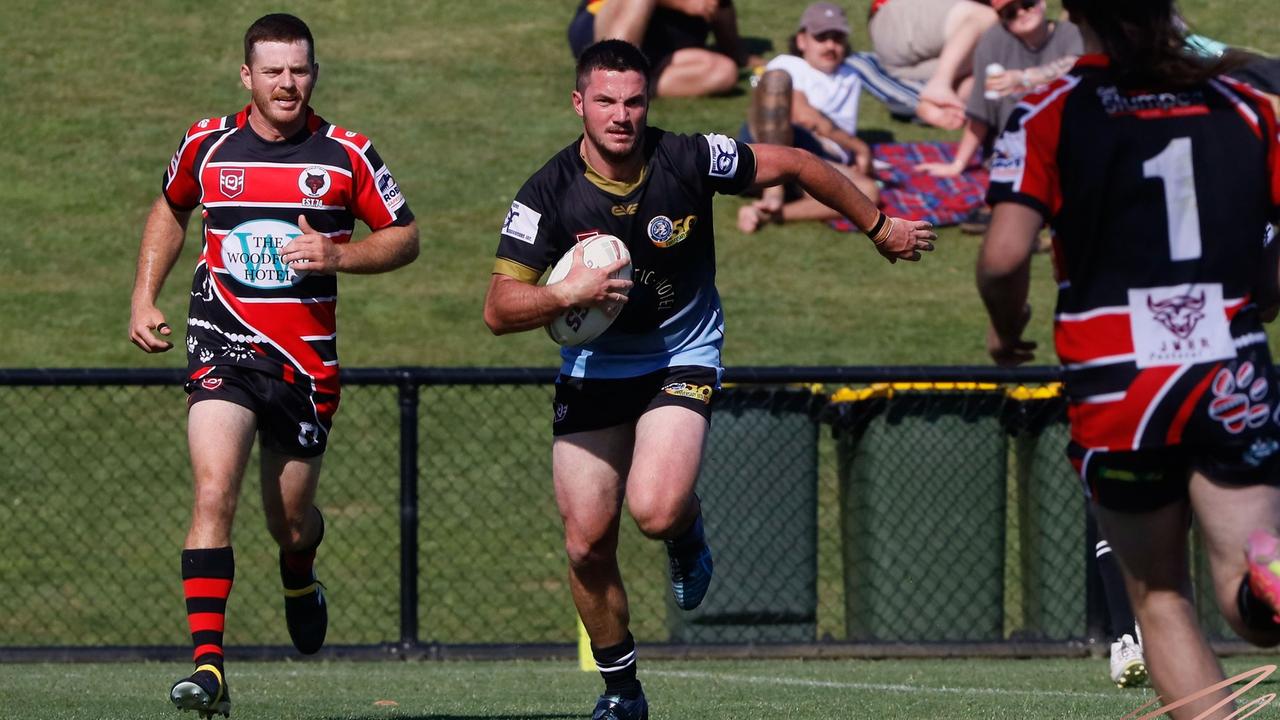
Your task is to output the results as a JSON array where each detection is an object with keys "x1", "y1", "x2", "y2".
[{"x1": 181, "y1": 546, "x2": 235, "y2": 668}]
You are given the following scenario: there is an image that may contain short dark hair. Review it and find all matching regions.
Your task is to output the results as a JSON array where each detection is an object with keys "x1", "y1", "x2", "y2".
[
  {"x1": 244, "y1": 13, "x2": 315, "y2": 66},
  {"x1": 575, "y1": 39, "x2": 651, "y2": 93}
]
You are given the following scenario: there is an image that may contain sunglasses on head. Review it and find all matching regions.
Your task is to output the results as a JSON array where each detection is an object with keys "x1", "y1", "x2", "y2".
[{"x1": 998, "y1": 0, "x2": 1038, "y2": 22}]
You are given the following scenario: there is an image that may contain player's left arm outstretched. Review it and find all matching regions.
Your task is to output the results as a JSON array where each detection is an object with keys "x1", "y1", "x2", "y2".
[
  {"x1": 281, "y1": 215, "x2": 419, "y2": 275},
  {"x1": 747, "y1": 143, "x2": 936, "y2": 262},
  {"x1": 976, "y1": 201, "x2": 1042, "y2": 366}
]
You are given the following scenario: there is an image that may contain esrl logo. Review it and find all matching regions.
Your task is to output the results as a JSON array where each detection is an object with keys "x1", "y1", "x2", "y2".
[{"x1": 221, "y1": 219, "x2": 308, "y2": 289}]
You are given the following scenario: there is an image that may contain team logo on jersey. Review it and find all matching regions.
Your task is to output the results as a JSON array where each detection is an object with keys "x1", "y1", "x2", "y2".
[
  {"x1": 1148, "y1": 290, "x2": 1205, "y2": 339},
  {"x1": 648, "y1": 214, "x2": 696, "y2": 248},
  {"x1": 704, "y1": 134, "x2": 739, "y2": 178},
  {"x1": 375, "y1": 166, "x2": 405, "y2": 211},
  {"x1": 221, "y1": 218, "x2": 307, "y2": 289},
  {"x1": 1127, "y1": 283, "x2": 1235, "y2": 368},
  {"x1": 648, "y1": 216, "x2": 674, "y2": 245},
  {"x1": 220, "y1": 168, "x2": 245, "y2": 198},
  {"x1": 298, "y1": 166, "x2": 331, "y2": 198},
  {"x1": 1208, "y1": 364, "x2": 1270, "y2": 435},
  {"x1": 502, "y1": 200, "x2": 541, "y2": 245}
]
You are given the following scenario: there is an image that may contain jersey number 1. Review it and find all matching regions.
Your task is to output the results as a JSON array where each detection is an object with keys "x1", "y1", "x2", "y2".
[{"x1": 1142, "y1": 137, "x2": 1202, "y2": 261}]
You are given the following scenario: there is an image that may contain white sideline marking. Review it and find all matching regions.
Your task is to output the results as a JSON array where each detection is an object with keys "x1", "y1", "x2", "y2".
[{"x1": 646, "y1": 669, "x2": 1128, "y2": 700}]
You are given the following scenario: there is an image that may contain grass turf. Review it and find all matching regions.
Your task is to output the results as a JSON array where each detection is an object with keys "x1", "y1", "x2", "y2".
[{"x1": 16, "y1": 656, "x2": 1280, "y2": 719}]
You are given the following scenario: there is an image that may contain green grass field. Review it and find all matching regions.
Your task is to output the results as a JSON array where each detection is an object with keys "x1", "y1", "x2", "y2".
[
  {"x1": 5, "y1": 2, "x2": 1280, "y2": 718},
  {"x1": 14, "y1": 656, "x2": 1280, "y2": 720},
  {"x1": 1, "y1": 0, "x2": 1276, "y2": 369}
]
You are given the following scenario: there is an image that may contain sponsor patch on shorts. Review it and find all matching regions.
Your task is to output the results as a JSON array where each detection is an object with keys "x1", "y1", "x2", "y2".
[{"x1": 662, "y1": 382, "x2": 713, "y2": 404}]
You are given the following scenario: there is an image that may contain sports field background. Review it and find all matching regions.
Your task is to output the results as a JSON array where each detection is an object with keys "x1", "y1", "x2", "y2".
[
  {"x1": 3, "y1": 2, "x2": 1280, "y2": 719},
  {"x1": 1, "y1": 0, "x2": 1275, "y2": 369}
]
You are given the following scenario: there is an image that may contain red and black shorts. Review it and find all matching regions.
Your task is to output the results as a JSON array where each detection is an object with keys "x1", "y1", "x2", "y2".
[
  {"x1": 1069, "y1": 439, "x2": 1280, "y2": 513},
  {"x1": 552, "y1": 365, "x2": 718, "y2": 436},
  {"x1": 186, "y1": 365, "x2": 339, "y2": 458}
]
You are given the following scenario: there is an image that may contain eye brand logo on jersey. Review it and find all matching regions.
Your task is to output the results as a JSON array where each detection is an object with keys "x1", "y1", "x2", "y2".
[
  {"x1": 375, "y1": 167, "x2": 405, "y2": 212},
  {"x1": 704, "y1": 134, "x2": 739, "y2": 178},
  {"x1": 612, "y1": 203, "x2": 639, "y2": 217},
  {"x1": 502, "y1": 200, "x2": 541, "y2": 245},
  {"x1": 200, "y1": 377, "x2": 223, "y2": 391},
  {"x1": 220, "y1": 168, "x2": 246, "y2": 198},
  {"x1": 222, "y1": 218, "x2": 307, "y2": 289},
  {"x1": 298, "y1": 166, "x2": 331, "y2": 199},
  {"x1": 647, "y1": 214, "x2": 697, "y2": 248}
]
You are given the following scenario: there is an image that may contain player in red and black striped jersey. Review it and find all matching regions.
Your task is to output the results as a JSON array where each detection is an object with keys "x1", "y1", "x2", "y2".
[
  {"x1": 127, "y1": 14, "x2": 418, "y2": 718},
  {"x1": 978, "y1": 1, "x2": 1280, "y2": 714}
]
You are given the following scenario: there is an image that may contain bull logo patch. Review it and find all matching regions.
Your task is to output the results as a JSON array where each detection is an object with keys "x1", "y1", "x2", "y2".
[{"x1": 1148, "y1": 289, "x2": 1205, "y2": 339}]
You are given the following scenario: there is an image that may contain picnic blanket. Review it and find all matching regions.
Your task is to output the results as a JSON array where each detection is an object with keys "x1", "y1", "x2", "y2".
[{"x1": 830, "y1": 140, "x2": 989, "y2": 230}]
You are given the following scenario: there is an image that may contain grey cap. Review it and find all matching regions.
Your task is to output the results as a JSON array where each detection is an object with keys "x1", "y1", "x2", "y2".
[{"x1": 798, "y1": 2, "x2": 850, "y2": 36}]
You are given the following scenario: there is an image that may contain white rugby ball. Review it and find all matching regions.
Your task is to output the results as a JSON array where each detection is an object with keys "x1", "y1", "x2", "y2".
[{"x1": 544, "y1": 234, "x2": 632, "y2": 346}]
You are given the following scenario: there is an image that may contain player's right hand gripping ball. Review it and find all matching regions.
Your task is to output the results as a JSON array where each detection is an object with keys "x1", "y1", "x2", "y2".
[{"x1": 544, "y1": 234, "x2": 632, "y2": 346}]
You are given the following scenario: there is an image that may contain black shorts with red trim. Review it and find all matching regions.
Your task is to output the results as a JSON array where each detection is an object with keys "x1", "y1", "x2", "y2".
[
  {"x1": 1069, "y1": 438, "x2": 1280, "y2": 513},
  {"x1": 552, "y1": 365, "x2": 718, "y2": 436},
  {"x1": 186, "y1": 365, "x2": 339, "y2": 458}
]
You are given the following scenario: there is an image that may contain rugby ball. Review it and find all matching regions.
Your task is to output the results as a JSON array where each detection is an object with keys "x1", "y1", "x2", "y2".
[{"x1": 544, "y1": 234, "x2": 632, "y2": 346}]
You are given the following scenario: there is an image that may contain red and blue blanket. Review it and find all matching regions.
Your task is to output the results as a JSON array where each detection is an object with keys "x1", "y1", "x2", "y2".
[{"x1": 831, "y1": 140, "x2": 988, "y2": 230}]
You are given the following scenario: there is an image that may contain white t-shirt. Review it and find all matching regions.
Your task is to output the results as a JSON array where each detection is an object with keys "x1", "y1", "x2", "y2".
[{"x1": 764, "y1": 54, "x2": 863, "y2": 136}]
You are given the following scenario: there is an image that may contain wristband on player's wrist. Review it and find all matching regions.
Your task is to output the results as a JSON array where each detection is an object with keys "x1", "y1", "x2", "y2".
[{"x1": 865, "y1": 212, "x2": 894, "y2": 246}]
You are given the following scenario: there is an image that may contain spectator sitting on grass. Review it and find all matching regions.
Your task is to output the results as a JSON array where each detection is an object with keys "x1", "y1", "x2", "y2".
[{"x1": 737, "y1": 3, "x2": 880, "y2": 234}]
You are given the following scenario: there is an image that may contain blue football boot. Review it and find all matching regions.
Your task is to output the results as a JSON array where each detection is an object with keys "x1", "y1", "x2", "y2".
[
  {"x1": 665, "y1": 514, "x2": 713, "y2": 611},
  {"x1": 592, "y1": 691, "x2": 649, "y2": 720}
]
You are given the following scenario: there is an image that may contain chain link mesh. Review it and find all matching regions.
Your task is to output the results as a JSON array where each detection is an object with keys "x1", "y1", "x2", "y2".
[{"x1": 0, "y1": 372, "x2": 1234, "y2": 653}]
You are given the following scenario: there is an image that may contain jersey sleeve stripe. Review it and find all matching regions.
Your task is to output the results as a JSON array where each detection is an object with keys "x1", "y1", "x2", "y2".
[
  {"x1": 325, "y1": 128, "x2": 399, "y2": 226},
  {"x1": 493, "y1": 257, "x2": 543, "y2": 283},
  {"x1": 1210, "y1": 78, "x2": 1262, "y2": 139}
]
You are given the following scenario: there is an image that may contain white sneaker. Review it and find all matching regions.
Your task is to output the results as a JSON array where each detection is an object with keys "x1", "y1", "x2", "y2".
[{"x1": 1109, "y1": 633, "x2": 1147, "y2": 688}]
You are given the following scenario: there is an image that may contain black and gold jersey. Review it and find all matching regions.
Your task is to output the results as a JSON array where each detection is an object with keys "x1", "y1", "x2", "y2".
[{"x1": 495, "y1": 127, "x2": 756, "y2": 378}]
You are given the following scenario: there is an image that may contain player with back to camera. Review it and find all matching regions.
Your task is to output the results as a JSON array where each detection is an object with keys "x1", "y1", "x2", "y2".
[
  {"x1": 977, "y1": 0, "x2": 1280, "y2": 716},
  {"x1": 482, "y1": 39, "x2": 935, "y2": 720},
  {"x1": 127, "y1": 13, "x2": 419, "y2": 718}
]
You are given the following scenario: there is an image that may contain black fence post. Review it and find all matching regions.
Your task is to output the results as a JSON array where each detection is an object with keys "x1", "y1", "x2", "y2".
[{"x1": 397, "y1": 372, "x2": 420, "y2": 651}]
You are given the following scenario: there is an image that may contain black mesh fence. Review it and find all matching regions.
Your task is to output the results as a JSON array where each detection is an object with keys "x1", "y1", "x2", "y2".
[{"x1": 0, "y1": 366, "x2": 1238, "y2": 659}]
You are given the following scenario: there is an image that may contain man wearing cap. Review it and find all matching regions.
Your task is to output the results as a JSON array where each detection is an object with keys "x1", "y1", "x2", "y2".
[{"x1": 737, "y1": 2, "x2": 880, "y2": 233}]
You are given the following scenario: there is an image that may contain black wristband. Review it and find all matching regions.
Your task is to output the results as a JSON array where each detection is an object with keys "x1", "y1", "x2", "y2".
[{"x1": 865, "y1": 212, "x2": 887, "y2": 241}]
